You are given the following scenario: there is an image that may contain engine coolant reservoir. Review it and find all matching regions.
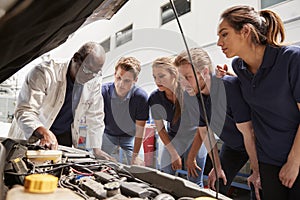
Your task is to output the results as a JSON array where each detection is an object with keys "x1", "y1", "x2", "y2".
[
  {"x1": 6, "y1": 185, "x2": 84, "y2": 200},
  {"x1": 6, "y1": 174, "x2": 83, "y2": 200}
]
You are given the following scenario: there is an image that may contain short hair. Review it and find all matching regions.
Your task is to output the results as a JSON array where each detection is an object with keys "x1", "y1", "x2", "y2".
[
  {"x1": 174, "y1": 47, "x2": 213, "y2": 73},
  {"x1": 115, "y1": 57, "x2": 141, "y2": 79},
  {"x1": 76, "y1": 42, "x2": 106, "y2": 71},
  {"x1": 77, "y1": 42, "x2": 105, "y2": 60}
]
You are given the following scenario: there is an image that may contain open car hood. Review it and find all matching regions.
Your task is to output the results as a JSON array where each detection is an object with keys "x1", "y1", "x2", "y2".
[{"x1": 0, "y1": 0, "x2": 128, "y2": 83}]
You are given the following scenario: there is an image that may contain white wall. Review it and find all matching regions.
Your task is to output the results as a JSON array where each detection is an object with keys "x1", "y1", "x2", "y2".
[{"x1": 46, "y1": 0, "x2": 300, "y2": 94}]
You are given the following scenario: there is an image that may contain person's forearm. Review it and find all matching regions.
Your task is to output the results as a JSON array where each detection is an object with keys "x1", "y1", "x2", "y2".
[
  {"x1": 158, "y1": 128, "x2": 178, "y2": 156},
  {"x1": 287, "y1": 124, "x2": 300, "y2": 166},
  {"x1": 237, "y1": 122, "x2": 259, "y2": 172},
  {"x1": 14, "y1": 68, "x2": 49, "y2": 138},
  {"x1": 133, "y1": 120, "x2": 146, "y2": 155},
  {"x1": 244, "y1": 136, "x2": 259, "y2": 172},
  {"x1": 133, "y1": 137, "x2": 143, "y2": 155},
  {"x1": 287, "y1": 103, "x2": 300, "y2": 165},
  {"x1": 15, "y1": 109, "x2": 44, "y2": 139},
  {"x1": 93, "y1": 148, "x2": 113, "y2": 160},
  {"x1": 199, "y1": 127, "x2": 218, "y2": 155},
  {"x1": 187, "y1": 130, "x2": 203, "y2": 160},
  {"x1": 208, "y1": 145, "x2": 222, "y2": 171},
  {"x1": 196, "y1": 128, "x2": 222, "y2": 181},
  {"x1": 197, "y1": 127, "x2": 221, "y2": 170},
  {"x1": 154, "y1": 120, "x2": 177, "y2": 156}
]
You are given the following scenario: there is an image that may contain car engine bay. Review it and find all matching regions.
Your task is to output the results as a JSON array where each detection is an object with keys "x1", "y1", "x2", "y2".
[{"x1": 0, "y1": 137, "x2": 230, "y2": 200}]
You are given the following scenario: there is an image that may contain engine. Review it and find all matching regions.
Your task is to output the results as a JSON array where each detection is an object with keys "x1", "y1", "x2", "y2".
[{"x1": 0, "y1": 138, "x2": 230, "y2": 200}]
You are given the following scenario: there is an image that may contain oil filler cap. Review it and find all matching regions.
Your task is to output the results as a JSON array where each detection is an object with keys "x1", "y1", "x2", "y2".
[
  {"x1": 24, "y1": 174, "x2": 58, "y2": 193},
  {"x1": 104, "y1": 181, "x2": 121, "y2": 197}
]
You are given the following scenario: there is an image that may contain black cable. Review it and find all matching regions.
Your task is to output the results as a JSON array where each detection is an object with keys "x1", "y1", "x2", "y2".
[
  {"x1": 35, "y1": 162, "x2": 100, "y2": 174},
  {"x1": 59, "y1": 177, "x2": 73, "y2": 190},
  {"x1": 34, "y1": 163, "x2": 71, "y2": 168},
  {"x1": 8, "y1": 161, "x2": 105, "y2": 176},
  {"x1": 60, "y1": 176, "x2": 90, "y2": 200},
  {"x1": 169, "y1": 0, "x2": 219, "y2": 198},
  {"x1": 4, "y1": 171, "x2": 30, "y2": 176},
  {"x1": 65, "y1": 178, "x2": 89, "y2": 197}
]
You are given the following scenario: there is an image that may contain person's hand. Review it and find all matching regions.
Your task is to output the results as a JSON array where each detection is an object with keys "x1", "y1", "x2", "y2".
[
  {"x1": 279, "y1": 159, "x2": 300, "y2": 188},
  {"x1": 35, "y1": 126, "x2": 58, "y2": 150},
  {"x1": 207, "y1": 168, "x2": 227, "y2": 190},
  {"x1": 93, "y1": 148, "x2": 117, "y2": 162},
  {"x1": 247, "y1": 170, "x2": 261, "y2": 200},
  {"x1": 131, "y1": 154, "x2": 145, "y2": 166},
  {"x1": 186, "y1": 157, "x2": 202, "y2": 178},
  {"x1": 170, "y1": 153, "x2": 182, "y2": 171},
  {"x1": 215, "y1": 64, "x2": 236, "y2": 78},
  {"x1": 215, "y1": 64, "x2": 228, "y2": 78}
]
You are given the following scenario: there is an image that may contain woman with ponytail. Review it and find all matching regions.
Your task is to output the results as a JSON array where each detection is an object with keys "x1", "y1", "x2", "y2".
[{"x1": 217, "y1": 5, "x2": 300, "y2": 199}]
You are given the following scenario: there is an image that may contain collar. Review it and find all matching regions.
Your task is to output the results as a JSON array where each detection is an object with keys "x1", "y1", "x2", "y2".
[
  {"x1": 260, "y1": 45, "x2": 278, "y2": 69},
  {"x1": 239, "y1": 44, "x2": 278, "y2": 70}
]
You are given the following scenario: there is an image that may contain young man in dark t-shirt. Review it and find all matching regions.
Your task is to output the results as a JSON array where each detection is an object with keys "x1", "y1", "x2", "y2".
[
  {"x1": 101, "y1": 57, "x2": 149, "y2": 165},
  {"x1": 175, "y1": 48, "x2": 261, "y2": 199}
]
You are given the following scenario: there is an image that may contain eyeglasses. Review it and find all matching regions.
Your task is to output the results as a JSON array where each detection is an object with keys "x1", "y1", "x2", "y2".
[{"x1": 82, "y1": 64, "x2": 101, "y2": 77}]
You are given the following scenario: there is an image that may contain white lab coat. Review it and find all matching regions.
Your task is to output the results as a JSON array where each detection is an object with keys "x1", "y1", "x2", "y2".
[{"x1": 8, "y1": 59, "x2": 104, "y2": 148}]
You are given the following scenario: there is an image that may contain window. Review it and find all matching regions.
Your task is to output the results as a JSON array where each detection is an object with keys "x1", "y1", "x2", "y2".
[
  {"x1": 115, "y1": 24, "x2": 133, "y2": 47},
  {"x1": 100, "y1": 37, "x2": 111, "y2": 53},
  {"x1": 261, "y1": 0, "x2": 287, "y2": 8},
  {"x1": 161, "y1": 0, "x2": 191, "y2": 25}
]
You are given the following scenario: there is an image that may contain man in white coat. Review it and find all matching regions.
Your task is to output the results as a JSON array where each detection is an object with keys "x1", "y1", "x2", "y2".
[{"x1": 8, "y1": 41, "x2": 112, "y2": 160}]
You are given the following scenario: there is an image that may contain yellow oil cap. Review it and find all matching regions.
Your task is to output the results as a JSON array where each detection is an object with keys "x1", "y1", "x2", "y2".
[
  {"x1": 24, "y1": 174, "x2": 58, "y2": 193},
  {"x1": 194, "y1": 197, "x2": 217, "y2": 200}
]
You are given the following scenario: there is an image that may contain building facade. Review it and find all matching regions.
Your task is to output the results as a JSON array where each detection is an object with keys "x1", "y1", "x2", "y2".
[{"x1": 49, "y1": 0, "x2": 300, "y2": 93}]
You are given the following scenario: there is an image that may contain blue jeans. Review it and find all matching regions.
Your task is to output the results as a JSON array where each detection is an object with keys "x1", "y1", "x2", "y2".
[
  {"x1": 160, "y1": 138, "x2": 207, "y2": 187},
  {"x1": 101, "y1": 133, "x2": 134, "y2": 164}
]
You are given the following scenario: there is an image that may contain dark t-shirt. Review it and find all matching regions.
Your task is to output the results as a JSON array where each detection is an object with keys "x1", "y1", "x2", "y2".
[
  {"x1": 197, "y1": 75, "x2": 251, "y2": 151},
  {"x1": 102, "y1": 82, "x2": 149, "y2": 137},
  {"x1": 148, "y1": 89, "x2": 199, "y2": 146},
  {"x1": 232, "y1": 44, "x2": 300, "y2": 166},
  {"x1": 149, "y1": 89, "x2": 180, "y2": 138}
]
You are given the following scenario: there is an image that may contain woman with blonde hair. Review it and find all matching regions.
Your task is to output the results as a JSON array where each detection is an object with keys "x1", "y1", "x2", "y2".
[{"x1": 148, "y1": 56, "x2": 207, "y2": 187}]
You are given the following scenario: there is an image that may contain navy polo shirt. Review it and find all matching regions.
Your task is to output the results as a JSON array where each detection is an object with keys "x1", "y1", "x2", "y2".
[
  {"x1": 232, "y1": 44, "x2": 300, "y2": 166},
  {"x1": 149, "y1": 89, "x2": 180, "y2": 138},
  {"x1": 102, "y1": 82, "x2": 149, "y2": 137},
  {"x1": 148, "y1": 89, "x2": 198, "y2": 141},
  {"x1": 196, "y1": 75, "x2": 251, "y2": 151}
]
